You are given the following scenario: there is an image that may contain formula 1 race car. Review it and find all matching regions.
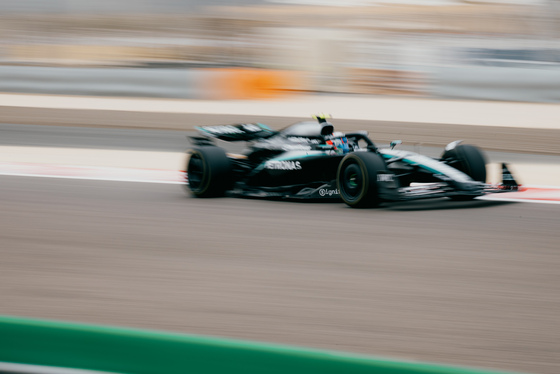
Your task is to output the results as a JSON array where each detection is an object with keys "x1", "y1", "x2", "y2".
[{"x1": 185, "y1": 115, "x2": 520, "y2": 208}]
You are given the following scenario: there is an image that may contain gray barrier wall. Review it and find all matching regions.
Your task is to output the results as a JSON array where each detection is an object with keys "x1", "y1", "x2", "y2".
[
  {"x1": 430, "y1": 66, "x2": 560, "y2": 103},
  {"x1": 0, "y1": 66, "x2": 204, "y2": 99},
  {"x1": 2, "y1": 65, "x2": 560, "y2": 102}
]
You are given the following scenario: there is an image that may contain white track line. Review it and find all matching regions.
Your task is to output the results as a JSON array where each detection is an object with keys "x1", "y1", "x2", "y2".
[
  {"x1": 0, "y1": 362, "x2": 118, "y2": 374},
  {"x1": 3, "y1": 93, "x2": 560, "y2": 129},
  {"x1": 478, "y1": 196, "x2": 560, "y2": 205},
  {"x1": 0, "y1": 162, "x2": 185, "y2": 185},
  {"x1": 0, "y1": 171, "x2": 185, "y2": 185}
]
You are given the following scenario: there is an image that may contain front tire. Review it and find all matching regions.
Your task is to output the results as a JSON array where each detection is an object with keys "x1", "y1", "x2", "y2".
[
  {"x1": 442, "y1": 144, "x2": 487, "y2": 183},
  {"x1": 442, "y1": 144, "x2": 487, "y2": 200},
  {"x1": 336, "y1": 152, "x2": 389, "y2": 208},
  {"x1": 186, "y1": 147, "x2": 232, "y2": 198}
]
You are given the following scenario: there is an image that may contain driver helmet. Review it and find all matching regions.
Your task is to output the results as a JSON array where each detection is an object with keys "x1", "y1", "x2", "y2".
[{"x1": 326, "y1": 132, "x2": 350, "y2": 154}]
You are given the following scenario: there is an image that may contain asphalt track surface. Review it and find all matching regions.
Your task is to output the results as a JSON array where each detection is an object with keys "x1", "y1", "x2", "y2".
[
  {"x1": 1, "y1": 116, "x2": 560, "y2": 374},
  {"x1": 1, "y1": 175, "x2": 559, "y2": 374}
]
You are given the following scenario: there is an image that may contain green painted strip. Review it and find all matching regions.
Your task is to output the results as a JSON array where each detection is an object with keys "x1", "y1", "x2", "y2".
[{"x1": 0, "y1": 315, "x2": 520, "y2": 374}]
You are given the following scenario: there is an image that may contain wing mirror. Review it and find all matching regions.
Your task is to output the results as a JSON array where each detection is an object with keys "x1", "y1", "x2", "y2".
[
  {"x1": 444, "y1": 140, "x2": 463, "y2": 152},
  {"x1": 390, "y1": 140, "x2": 402, "y2": 149}
]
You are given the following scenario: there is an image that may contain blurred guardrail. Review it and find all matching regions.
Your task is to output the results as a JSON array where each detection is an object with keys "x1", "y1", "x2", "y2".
[
  {"x1": 0, "y1": 66, "x2": 303, "y2": 100},
  {"x1": 430, "y1": 66, "x2": 560, "y2": 103},
  {"x1": 0, "y1": 315, "x2": 519, "y2": 374},
  {"x1": 2, "y1": 64, "x2": 560, "y2": 102}
]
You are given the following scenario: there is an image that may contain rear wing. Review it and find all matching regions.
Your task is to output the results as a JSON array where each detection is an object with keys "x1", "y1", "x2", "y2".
[{"x1": 194, "y1": 123, "x2": 276, "y2": 142}]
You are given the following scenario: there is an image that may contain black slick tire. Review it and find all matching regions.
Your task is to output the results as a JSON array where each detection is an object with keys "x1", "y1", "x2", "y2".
[
  {"x1": 336, "y1": 152, "x2": 388, "y2": 208},
  {"x1": 442, "y1": 144, "x2": 487, "y2": 200},
  {"x1": 443, "y1": 144, "x2": 487, "y2": 183},
  {"x1": 186, "y1": 146, "x2": 232, "y2": 198}
]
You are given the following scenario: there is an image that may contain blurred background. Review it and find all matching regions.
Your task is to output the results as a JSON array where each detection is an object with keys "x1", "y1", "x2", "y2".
[
  {"x1": 1, "y1": 0, "x2": 559, "y2": 100},
  {"x1": 2, "y1": 2, "x2": 560, "y2": 374}
]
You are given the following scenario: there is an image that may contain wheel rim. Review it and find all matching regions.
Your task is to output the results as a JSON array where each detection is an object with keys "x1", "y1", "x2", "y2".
[
  {"x1": 341, "y1": 163, "x2": 363, "y2": 200},
  {"x1": 348, "y1": 173, "x2": 358, "y2": 188},
  {"x1": 187, "y1": 153, "x2": 204, "y2": 190}
]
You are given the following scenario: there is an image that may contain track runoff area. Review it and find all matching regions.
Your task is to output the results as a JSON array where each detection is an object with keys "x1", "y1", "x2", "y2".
[{"x1": 0, "y1": 160, "x2": 559, "y2": 205}]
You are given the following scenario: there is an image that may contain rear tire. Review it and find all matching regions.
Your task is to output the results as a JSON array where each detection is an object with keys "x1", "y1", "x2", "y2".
[
  {"x1": 442, "y1": 144, "x2": 487, "y2": 200},
  {"x1": 336, "y1": 152, "x2": 389, "y2": 208},
  {"x1": 186, "y1": 147, "x2": 232, "y2": 198}
]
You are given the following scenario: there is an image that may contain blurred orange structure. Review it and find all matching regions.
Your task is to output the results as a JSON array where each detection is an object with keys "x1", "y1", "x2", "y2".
[{"x1": 200, "y1": 68, "x2": 305, "y2": 99}]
